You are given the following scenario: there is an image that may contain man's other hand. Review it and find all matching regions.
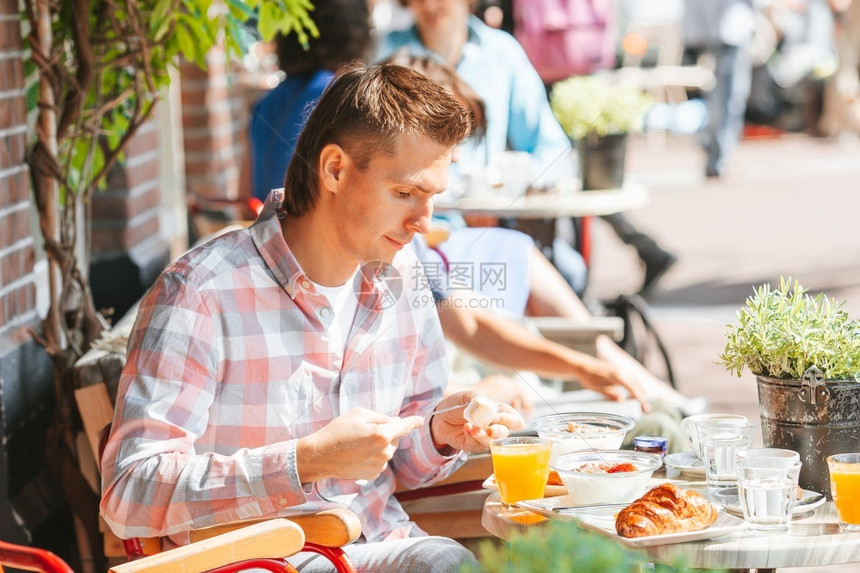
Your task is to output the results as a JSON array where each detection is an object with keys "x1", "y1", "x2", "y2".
[{"x1": 296, "y1": 407, "x2": 424, "y2": 482}]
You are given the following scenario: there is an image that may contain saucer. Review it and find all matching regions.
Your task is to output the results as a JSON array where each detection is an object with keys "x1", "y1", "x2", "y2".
[
  {"x1": 664, "y1": 451, "x2": 706, "y2": 478},
  {"x1": 711, "y1": 487, "x2": 826, "y2": 517}
]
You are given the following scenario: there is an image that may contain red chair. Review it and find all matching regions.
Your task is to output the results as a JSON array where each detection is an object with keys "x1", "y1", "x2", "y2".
[
  {"x1": 0, "y1": 539, "x2": 74, "y2": 573},
  {"x1": 0, "y1": 519, "x2": 310, "y2": 573}
]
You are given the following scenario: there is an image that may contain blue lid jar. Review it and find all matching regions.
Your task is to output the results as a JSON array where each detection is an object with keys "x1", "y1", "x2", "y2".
[{"x1": 634, "y1": 435, "x2": 668, "y2": 457}]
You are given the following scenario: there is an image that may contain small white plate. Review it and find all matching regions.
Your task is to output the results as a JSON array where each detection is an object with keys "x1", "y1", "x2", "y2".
[
  {"x1": 711, "y1": 487, "x2": 826, "y2": 518},
  {"x1": 482, "y1": 474, "x2": 568, "y2": 497},
  {"x1": 664, "y1": 451, "x2": 706, "y2": 478},
  {"x1": 517, "y1": 495, "x2": 748, "y2": 547}
]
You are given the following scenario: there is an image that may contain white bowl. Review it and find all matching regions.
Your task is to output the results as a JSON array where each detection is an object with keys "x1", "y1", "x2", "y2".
[
  {"x1": 531, "y1": 412, "x2": 635, "y2": 457},
  {"x1": 550, "y1": 449, "x2": 663, "y2": 506}
]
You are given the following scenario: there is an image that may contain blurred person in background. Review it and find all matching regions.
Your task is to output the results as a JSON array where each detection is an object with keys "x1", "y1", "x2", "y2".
[
  {"x1": 820, "y1": 0, "x2": 860, "y2": 136},
  {"x1": 683, "y1": 0, "x2": 756, "y2": 177}
]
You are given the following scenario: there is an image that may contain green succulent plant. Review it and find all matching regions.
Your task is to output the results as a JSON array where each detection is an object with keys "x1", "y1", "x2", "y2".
[
  {"x1": 550, "y1": 76, "x2": 654, "y2": 140},
  {"x1": 720, "y1": 277, "x2": 860, "y2": 380}
]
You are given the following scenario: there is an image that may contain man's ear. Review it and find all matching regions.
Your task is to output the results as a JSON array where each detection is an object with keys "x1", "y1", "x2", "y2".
[{"x1": 319, "y1": 143, "x2": 347, "y2": 194}]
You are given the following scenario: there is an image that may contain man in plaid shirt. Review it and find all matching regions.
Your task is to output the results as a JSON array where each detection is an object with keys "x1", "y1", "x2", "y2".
[{"x1": 100, "y1": 63, "x2": 523, "y2": 571}]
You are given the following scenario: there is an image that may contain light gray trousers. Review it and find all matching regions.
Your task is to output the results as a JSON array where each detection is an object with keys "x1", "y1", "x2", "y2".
[{"x1": 287, "y1": 536, "x2": 478, "y2": 572}]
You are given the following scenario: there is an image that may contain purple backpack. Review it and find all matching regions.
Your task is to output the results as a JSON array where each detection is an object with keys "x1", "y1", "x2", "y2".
[{"x1": 514, "y1": 0, "x2": 617, "y2": 83}]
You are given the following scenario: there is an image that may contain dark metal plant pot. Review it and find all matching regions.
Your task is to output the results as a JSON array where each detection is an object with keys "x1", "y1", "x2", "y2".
[
  {"x1": 577, "y1": 132, "x2": 628, "y2": 190},
  {"x1": 756, "y1": 368, "x2": 860, "y2": 497}
]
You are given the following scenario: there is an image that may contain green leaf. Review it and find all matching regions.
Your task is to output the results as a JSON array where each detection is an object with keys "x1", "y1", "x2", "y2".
[
  {"x1": 257, "y1": 1, "x2": 280, "y2": 42},
  {"x1": 174, "y1": 20, "x2": 196, "y2": 65},
  {"x1": 224, "y1": 0, "x2": 255, "y2": 20}
]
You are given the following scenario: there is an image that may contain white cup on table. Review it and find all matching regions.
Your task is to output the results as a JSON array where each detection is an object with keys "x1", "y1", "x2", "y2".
[{"x1": 488, "y1": 151, "x2": 535, "y2": 199}]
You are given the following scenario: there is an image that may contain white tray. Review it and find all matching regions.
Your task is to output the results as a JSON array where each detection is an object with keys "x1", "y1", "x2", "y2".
[{"x1": 518, "y1": 494, "x2": 748, "y2": 547}]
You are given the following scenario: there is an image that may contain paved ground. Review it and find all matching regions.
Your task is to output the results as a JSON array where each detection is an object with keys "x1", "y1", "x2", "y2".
[{"x1": 587, "y1": 130, "x2": 860, "y2": 573}]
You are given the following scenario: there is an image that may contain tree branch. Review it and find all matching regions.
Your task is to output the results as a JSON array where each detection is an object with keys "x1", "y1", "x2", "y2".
[{"x1": 56, "y1": 0, "x2": 94, "y2": 142}]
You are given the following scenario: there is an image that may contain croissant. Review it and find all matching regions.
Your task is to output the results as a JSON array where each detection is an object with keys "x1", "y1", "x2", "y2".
[{"x1": 615, "y1": 483, "x2": 718, "y2": 538}]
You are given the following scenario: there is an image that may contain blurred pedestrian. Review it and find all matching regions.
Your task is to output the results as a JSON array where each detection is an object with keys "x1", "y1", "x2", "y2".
[{"x1": 683, "y1": 0, "x2": 756, "y2": 177}]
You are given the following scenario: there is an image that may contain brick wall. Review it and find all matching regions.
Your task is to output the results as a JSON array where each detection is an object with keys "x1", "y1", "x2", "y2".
[
  {"x1": 89, "y1": 118, "x2": 171, "y2": 321},
  {"x1": 0, "y1": 1, "x2": 36, "y2": 333},
  {"x1": 0, "y1": 0, "x2": 58, "y2": 545},
  {"x1": 181, "y1": 50, "x2": 246, "y2": 202},
  {"x1": 91, "y1": 122, "x2": 162, "y2": 255}
]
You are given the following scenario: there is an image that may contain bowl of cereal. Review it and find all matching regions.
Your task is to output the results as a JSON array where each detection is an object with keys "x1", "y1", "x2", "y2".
[
  {"x1": 549, "y1": 449, "x2": 662, "y2": 506},
  {"x1": 531, "y1": 412, "x2": 635, "y2": 457}
]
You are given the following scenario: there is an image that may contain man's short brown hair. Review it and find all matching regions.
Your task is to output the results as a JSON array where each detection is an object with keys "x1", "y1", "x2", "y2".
[{"x1": 282, "y1": 63, "x2": 473, "y2": 216}]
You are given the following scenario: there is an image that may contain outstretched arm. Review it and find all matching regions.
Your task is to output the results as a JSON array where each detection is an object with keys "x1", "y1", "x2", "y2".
[{"x1": 437, "y1": 296, "x2": 649, "y2": 409}]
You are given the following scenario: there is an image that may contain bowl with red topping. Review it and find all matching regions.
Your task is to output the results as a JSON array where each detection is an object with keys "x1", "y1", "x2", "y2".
[
  {"x1": 549, "y1": 449, "x2": 663, "y2": 505},
  {"x1": 531, "y1": 412, "x2": 635, "y2": 457}
]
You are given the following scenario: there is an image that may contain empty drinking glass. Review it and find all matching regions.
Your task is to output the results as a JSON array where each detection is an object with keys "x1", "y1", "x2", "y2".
[
  {"x1": 698, "y1": 418, "x2": 756, "y2": 490},
  {"x1": 736, "y1": 448, "x2": 802, "y2": 534},
  {"x1": 681, "y1": 413, "x2": 748, "y2": 459}
]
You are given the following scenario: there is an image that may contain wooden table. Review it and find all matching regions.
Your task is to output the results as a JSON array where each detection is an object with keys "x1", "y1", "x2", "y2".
[
  {"x1": 436, "y1": 182, "x2": 649, "y2": 266},
  {"x1": 482, "y1": 476, "x2": 860, "y2": 572}
]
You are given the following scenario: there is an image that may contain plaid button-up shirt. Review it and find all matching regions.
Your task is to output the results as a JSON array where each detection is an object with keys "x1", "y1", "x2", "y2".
[{"x1": 100, "y1": 202, "x2": 462, "y2": 544}]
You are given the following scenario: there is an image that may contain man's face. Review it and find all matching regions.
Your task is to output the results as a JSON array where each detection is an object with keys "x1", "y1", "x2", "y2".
[
  {"x1": 330, "y1": 132, "x2": 452, "y2": 265},
  {"x1": 406, "y1": 0, "x2": 471, "y2": 33}
]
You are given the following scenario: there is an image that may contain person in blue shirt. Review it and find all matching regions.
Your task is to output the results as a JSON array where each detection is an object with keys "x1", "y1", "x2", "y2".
[{"x1": 248, "y1": 0, "x2": 373, "y2": 202}]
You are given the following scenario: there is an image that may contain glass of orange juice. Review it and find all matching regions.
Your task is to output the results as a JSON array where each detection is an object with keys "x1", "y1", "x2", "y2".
[
  {"x1": 490, "y1": 437, "x2": 552, "y2": 508},
  {"x1": 827, "y1": 453, "x2": 860, "y2": 532}
]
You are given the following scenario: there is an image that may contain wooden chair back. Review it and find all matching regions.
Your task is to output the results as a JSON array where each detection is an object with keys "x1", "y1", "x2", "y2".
[{"x1": 85, "y1": 406, "x2": 359, "y2": 572}]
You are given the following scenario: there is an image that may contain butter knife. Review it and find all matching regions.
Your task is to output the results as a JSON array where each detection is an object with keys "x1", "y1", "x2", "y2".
[{"x1": 423, "y1": 403, "x2": 468, "y2": 419}]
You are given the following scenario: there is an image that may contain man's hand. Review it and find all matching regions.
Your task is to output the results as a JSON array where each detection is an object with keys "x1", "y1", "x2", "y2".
[
  {"x1": 430, "y1": 391, "x2": 525, "y2": 453},
  {"x1": 296, "y1": 407, "x2": 424, "y2": 482}
]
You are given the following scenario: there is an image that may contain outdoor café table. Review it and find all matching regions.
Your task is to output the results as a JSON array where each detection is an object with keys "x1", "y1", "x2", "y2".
[
  {"x1": 435, "y1": 181, "x2": 649, "y2": 219},
  {"x1": 481, "y1": 472, "x2": 860, "y2": 573},
  {"x1": 435, "y1": 182, "x2": 649, "y2": 264}
]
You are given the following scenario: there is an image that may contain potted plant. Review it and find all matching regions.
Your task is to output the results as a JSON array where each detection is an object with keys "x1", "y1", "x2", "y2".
[
  {"x1": 719, "y1": 277, "x2": 860, "y2": 496},
  {"x1": 549, "y1": 75, "x2": 653, "y2": 190}
]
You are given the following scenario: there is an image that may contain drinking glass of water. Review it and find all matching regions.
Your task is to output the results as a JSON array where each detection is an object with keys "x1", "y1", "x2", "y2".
[
  {"x1": 697, "y1": 419, "x2": 756, "y2": 490},
  {"x1": 736, "y1": 448, "x2": 802, "y2": 534}
]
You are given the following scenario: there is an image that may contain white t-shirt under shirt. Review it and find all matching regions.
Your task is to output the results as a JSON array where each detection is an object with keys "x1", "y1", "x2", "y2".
[{"x1": 310, "y1": 276, "x2": 360, "y2": 357}]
